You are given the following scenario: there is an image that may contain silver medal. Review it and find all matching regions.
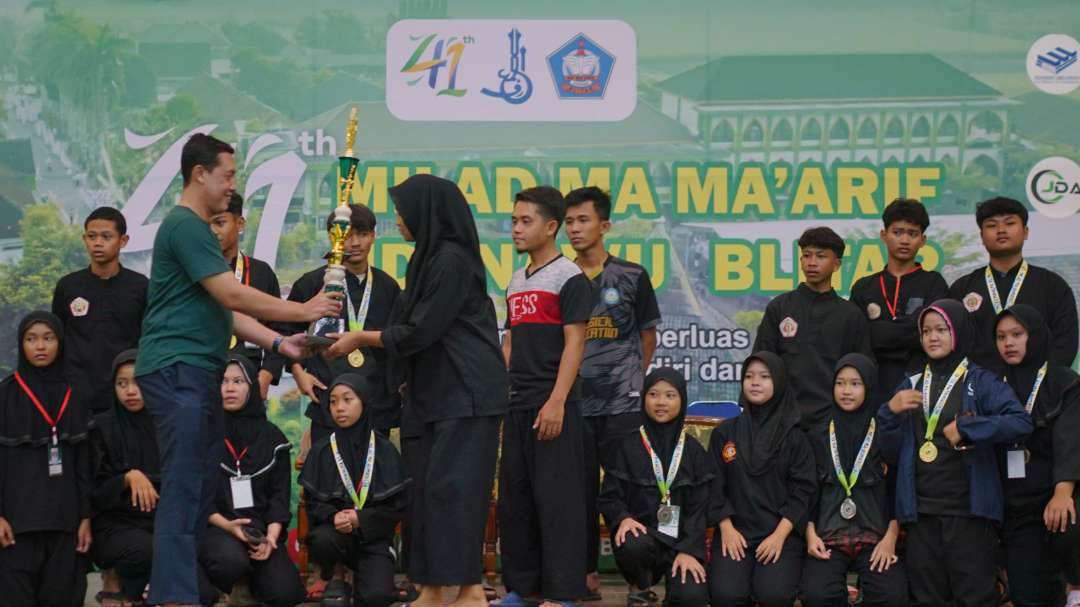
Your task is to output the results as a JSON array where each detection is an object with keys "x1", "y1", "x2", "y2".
[{"x1": 840, "y1": 497, "x2": 857, "y2": 520}]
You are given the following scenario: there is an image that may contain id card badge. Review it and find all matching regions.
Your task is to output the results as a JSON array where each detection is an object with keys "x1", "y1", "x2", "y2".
[
  {"x1": 657, "y1": 504, "x2": 681, "y2": 538},
  {"x1": 230, "y1": 475, "x2": 254, "y2": 509},
  {"x1": 47, "y1": 445, "x2": 63, "y2": 477},
  {"x1": 1006, "y1": 448, "x2": 1027, "y2": 479}
]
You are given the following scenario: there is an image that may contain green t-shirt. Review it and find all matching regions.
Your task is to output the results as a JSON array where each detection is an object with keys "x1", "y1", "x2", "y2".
[{"x1": 136, "y1": 205, "x2": 232, "y2": 376}]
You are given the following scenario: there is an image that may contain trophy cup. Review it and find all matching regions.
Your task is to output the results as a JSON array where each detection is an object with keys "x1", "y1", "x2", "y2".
[{"x1": 306, "y1": 106, "x2": 359, "y2": 347}]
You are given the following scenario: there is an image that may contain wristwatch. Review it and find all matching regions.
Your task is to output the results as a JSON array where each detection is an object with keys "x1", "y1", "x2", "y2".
[{"x1": 271, "y1": 335, "x2": 284, "y2": 354}]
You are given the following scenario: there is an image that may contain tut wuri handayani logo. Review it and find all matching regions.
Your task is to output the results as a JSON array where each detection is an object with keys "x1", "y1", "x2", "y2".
[{"x1": 547, "y1": 33, "x2": 616, "y2": 99}]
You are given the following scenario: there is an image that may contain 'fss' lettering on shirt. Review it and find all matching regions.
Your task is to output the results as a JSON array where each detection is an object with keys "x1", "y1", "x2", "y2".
[{"x1": 507, "y1": 290, "x2": 562, "y2": 326}]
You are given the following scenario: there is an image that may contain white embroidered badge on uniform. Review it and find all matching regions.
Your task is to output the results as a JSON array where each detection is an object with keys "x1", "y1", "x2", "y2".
[
  {"x1": 70, "y1": 297, "x2": 89, "y2": 317},
  {"x1": 780, "y1": 316, "x2": 798, "y2": 338},
  {"x1": 867, "y1": 303, "x2": 881, "y2": 320},
  {"x1": 963, "y1": 292, "x2": 983, "y2": 312}
]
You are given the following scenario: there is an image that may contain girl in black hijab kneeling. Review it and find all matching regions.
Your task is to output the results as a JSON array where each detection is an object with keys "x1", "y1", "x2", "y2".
[
  {"x1": 599, "y1": 368, "x2": 714, "y2": 607},
  {"x1": 198, "y1": 356, "x2": 305, "y2": 607},
  {"x1": 0, "y1": 311, "x2": 94, "y2": 607},
  {"x1": 299, "y1": 373, "x2": 410, "y2": 607},
  {"x1": 90, "y1": 349, "x2": 160, "y2": 607},
  {"x1": 707, "y1": 351, "x2": 816, "y2": 607}
]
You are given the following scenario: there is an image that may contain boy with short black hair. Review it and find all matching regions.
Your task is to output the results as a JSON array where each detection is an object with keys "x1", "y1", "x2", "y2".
[
  {"x1": 52, "y1": 206, "x2": 148, "y2": 414},
  {"x1": 752, "y1": 226, "x2": 872, "y2": 429},
  {"x1": 209, "y1": 192, "x2": 284, "y2": 399},
  {"x1": 947, "y1": 196, "x2": 1078, "y2": 374},
  {"x1": 850, "y1": 198, "x2": 948, "y2": 396}
]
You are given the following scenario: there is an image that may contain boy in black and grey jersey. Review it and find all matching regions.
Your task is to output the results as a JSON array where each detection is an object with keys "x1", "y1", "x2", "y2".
[{"x1": 564, "y1": 186, "x2": 661, "y2": 600}]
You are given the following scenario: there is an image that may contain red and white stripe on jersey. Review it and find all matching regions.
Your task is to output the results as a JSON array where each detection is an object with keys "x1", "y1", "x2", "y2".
[{"x1": 505, "y1": 256, "x2": 584, "y2": 328}]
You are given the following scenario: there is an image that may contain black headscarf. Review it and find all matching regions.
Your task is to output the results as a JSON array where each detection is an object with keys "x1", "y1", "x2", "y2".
[
  {"x1": 737, "y1": 351, "x2": 801, "y2": 476},
  {"x1": 830, "y1": 353, "x2": 879, "y2": 467},
  {"x1": 641, "y1": 367, "x2": 689, "y2": 468},
  {"x1": 298, "y1": 373, "x2": 409, "y2": 503},
  {"x1": 94, "y1": 349, "x2": 159, "y2": 477},
  {"x1": 221, "y1": 356, "x2": 281, "y2": 473},
  {"x1": 998, "y1": 304, "x2": 1050, "y2": 405},
  {"x1": 388, "y1": 174, "x2": 485, "y2": 319},
  {"x1": 0, "y1": 311, "x2": 92, "y2": 446}
]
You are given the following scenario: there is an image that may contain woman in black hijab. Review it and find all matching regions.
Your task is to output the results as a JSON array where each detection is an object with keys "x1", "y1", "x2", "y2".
[
  {"x1": 90, "y1": 348, "x2": 160, "y2": 606},
  {"x1": 877, "y1": 299, "x2": 1030, "y2": 607},
  {"x1": 0, "y1": 311, "x2": 94, "y2": 607},
  {"x1": 324, "y1": 174, "x2": 507, "y2": 607},
  {"x1": 300, "y1": 373, "x2": 410, "y2": 607},
  {"x1": 198, "y1": 356, "x2": 304, "y2": 607},
  {"x1": 995, "y1": 304, "x2": 1080, "y2": 607},
  {"x1": 707, "y1": 351, "x2": 816, "y2": 607},
  {"x1": 598, "y1": 368, "x2": 712, "y2": 607},
  {"x1": 799, "y1": 353, "x2": 907, "y2": 607}
]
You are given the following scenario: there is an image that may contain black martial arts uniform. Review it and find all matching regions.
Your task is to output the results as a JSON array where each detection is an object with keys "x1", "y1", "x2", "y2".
[
  {"x1": 380, "y1": 175, "x2": 507, "y2": 588},
  {"x1": 0, "y1": 312, "x2": 94, "y2": 607},
  {"x1": 752, "y1": 284, "x2": 873, "y2": 430},
  {"x1": 877, "y1": 300, "x2": 1032, "y2": 607},
  {"x1": 89, "y1": 349, "x2": 160, "y2": 604},
  {"x1": 799, "y1": 354, "x2": 907, "y2": 607},
  {"x1": 948, "y1": 259, "x2": 1078, "y2": 374},
  {"x1": 280, "y1": 263, "x2": 401, "y2": 437},
  {"x1": 299, "y1": 374, "x2": 410, "y2": 607},
  {"x1": 52, "y1": 265, "x2": 147, "y2": 413},
  {"x1": 598, "y1": 368, "x2": 712, "y2": 607},
  {"x1": 226, "y1": 253, "x2": 287, "y2": 387},
  {"x1": 850, "y1": 265, "x2": 948, "y2": 396},
  {"x1": 199, "y1": 356, "x2": 305, "y2": 607},
  {"x1": 707, "y1": 351, "x2": 817, "y2": 607},
  {"x1": 500, "y1": 253, "x2": 593, "y2": 601},
  {"x1": 996, "y1": 305, "x2": 1080, "y2": 607}
]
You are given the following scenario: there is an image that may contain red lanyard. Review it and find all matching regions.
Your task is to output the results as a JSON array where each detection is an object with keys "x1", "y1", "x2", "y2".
[
  {"x1": 224, "y1": 438, "x2": 248, "y2": 470},
  {"x1": 878, "y1": 266, "x2": 920, "y2": 320},
  {"x1": 14, "y1": 372, "x2": 71, "y2": 445}
]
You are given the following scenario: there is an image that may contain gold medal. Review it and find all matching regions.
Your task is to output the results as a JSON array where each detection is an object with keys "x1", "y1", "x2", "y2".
[
  {"x1": 347, "y1": 350, "x2": 365, "y2": 368},
  {"x1": 229, "y1": 335, "x2": 238, "y2": 349},
  {"x1": 919, "y1": 441, "x2": 938, "y2": 463}
]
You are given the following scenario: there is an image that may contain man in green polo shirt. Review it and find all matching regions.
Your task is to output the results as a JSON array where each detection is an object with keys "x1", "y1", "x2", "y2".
[{"x1": 135, "y1": 133, "x2": 340, "y2": 607}]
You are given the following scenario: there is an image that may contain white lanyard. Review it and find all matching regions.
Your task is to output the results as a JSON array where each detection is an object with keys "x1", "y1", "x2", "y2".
[
  {"x1": 639, "y1": 427, "x2": 685, "y2": 504},
  {"x1": 346, "y1": 267, "x2": 374, "y2": 331},
  {"x1": 1007, "y1": 362, "x2": 1049, "y2": 415},
  {"x1": 922, "y1": 358, "x2": 969, "y2": 440},
  {"x1": 329, "y1": 431, "x2": 376, "y2": 511},
  {"x1": 828, "y1": 418, "x2": 876, "y2": 497},
  {"x1": 984, "y1": 261, "x2": 1029, "y2": 315}
]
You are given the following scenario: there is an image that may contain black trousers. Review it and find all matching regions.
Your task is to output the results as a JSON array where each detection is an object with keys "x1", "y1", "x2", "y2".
[
  {"x1": 499, "y1": 404, "x2": 587, "y2": 600},
  {"x1": 904, "y1": 515, "x2": 998, "y2": 607},
  {"x1": 399, "y1": 432, "x2": 423, "y2": 576},
  {"x1": 408, "y1": 414, "x2": 500, "y2": 586},
  {"x1": 708, "y1": 535, "x2": 804, "y2": 607},
  {"x1": 1004, "y1": 504, "x2": 1080, "y2": 607},
  {"x1": 0, "y1": 530, "x2": 88, "y2": 607},
  {"x1": 612, "y1": 532, "x2": 708, "y2": 607},
  {"x1": 92, "y1": 519, "x2": 154, "y2": 601},
  {"x1": 198, "y1": 526, "x2": 305, "y2": 607},
  {"x1": 583, "y1": 411, "x2": 642, "y2": 574},
  {"x1": 307, "y1": 523, "x2": 397, "y2": 607},
  {"x1": 799, "y1": 545, "x2": 908, "y2": 607}
]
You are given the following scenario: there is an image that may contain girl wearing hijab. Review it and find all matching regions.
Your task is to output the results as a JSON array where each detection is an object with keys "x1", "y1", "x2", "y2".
[
  {"x1": 90, "y1": 349, "x2": 160, "y2": 607},
  {"x1": 878, "y1": 299, "x2": 1031, "y2": 606},
  {"x1": 707, "y1": 351, "x2": 816, "y2": 607},
  {"x1": 300, "y1": 373, "x2": 410, "y2": 607},
  {"x1": 0, "y1": 311, "x2": 94, "y2": 606},
  {"x1": 799, "y1": 354, "x2": 907, "y2": 607},
  {"x1": 995, "y1": 304, "x2": 1080, "y2": 607},
  {"x1": 324, "y1": 174, "x2": 507, "y2": 607},
  {"x1": 598, "y1": 368, "x2": 712, "y2": 607},
  {"x1": 197, "y1": 356, "x2": 304, "y2": 607}
]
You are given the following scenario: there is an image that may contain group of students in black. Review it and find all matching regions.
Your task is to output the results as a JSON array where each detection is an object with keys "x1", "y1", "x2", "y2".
[{"x1": 0, "y1": 182, "x2": 1078, "y2": 607}]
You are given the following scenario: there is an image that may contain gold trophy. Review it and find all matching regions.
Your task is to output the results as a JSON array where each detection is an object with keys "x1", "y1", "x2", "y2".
[{"x1": 307, "y1": 106, "x2": 359, "y2": 347}]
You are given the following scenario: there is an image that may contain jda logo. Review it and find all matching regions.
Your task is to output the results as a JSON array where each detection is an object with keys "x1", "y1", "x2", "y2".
[
  {"x1": 1027, "y1": 34, "x2": 1080, "y2": 95},
  {"x1": 1026, "y1": 156, "x2": 1080, "y2": 218},
  {"x1": 547, "y1": 33, "x2": 616, "y2": 99}
]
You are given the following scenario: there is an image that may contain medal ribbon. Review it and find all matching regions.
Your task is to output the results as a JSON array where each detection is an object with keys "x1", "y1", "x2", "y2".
[
  {"x1": 330, "y1": 431, "x2": 377, "y2": 511},
  {"x1": 1010, "y1": 361, "x2": 1049, "y2": 415},
  {"x1": 921, "y1": 358, "x2": 969, "y2": 441},
  {"x1": 233, "y1": 253, "x2": 251, "y2": 285},
  {"x1": 984, "y1": 260, "x2": 1029, "y2": 315},
  {"x1": 223, "y1": 438, "x2": 248, "y2": 475},
  {"x1": 828, "y1": 418, "x2": 876, "y2": 497},
  {"x1": 345, "y1": 267, "x2": 374, "y2": 332},
  {"x1": 14, "y1": 372, "x2": 71, "y2": 446},
  {"x1": 639, "y1": 426, "x2": 686, "y2": 504}
]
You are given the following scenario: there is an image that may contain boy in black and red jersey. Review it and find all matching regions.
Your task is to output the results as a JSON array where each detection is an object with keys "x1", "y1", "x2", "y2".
[{"x1": 498, "y1": 186, "x2": 592, "y2": 607}]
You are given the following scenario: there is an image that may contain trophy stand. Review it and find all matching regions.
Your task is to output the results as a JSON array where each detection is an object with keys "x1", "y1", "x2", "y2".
[{"x1": 307, "y1": 106, "x2": 359, "y2": 346}]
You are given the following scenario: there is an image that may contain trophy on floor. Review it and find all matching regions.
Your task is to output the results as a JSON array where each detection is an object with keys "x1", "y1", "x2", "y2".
[{"x1": 306, "y1": 106, "x2": 359, "y2": 346}]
